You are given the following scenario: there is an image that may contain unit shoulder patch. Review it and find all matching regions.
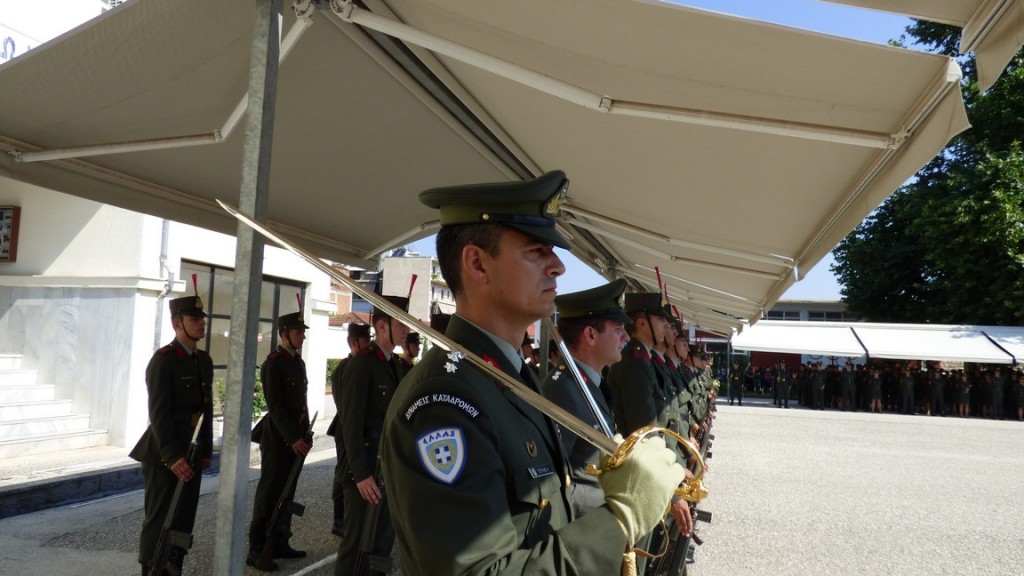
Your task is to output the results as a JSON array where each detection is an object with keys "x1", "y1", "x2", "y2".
[{"x1": 416, "y1": 426, "x2": 466, "y2": 485}]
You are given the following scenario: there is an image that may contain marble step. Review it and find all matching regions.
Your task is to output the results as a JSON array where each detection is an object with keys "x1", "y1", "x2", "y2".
[
  {"x1": 0, "y1": 370, "x2": 38, "y2": 387},
  {"x1": 0, "y1": 429, "x2": 108, "y2": 460},
  {"x1": 0, "y1": 414, "x2": 92, "y2": 440},
  {"x1": 0, "y1": 355, "x2": 21, "y2": 370},
  {"x1": 0, "y1": 399, "x2": 74, "y2": 421},
  {"x1": 0, "y1": 385, "x2": 54, "y2": 403}
]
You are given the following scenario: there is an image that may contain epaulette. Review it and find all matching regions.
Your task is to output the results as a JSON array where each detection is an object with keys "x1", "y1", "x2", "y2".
[
  {"x1": 356, "y1": 346, "x2": 375, "y2": 358},
  {"x1": 157, "y1": 344, "x2": 175, "y2": 355},
  {"x1": 631, "y1": 345, "x2": 650, "y2": 361},
  {"x1": 267, "y1": 349, "x2": 285, "y2": 360}
]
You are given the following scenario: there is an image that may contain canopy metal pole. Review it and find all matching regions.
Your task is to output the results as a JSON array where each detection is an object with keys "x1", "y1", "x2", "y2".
[{"x1": 214, "y1": 1, "x2": 281, "y2": 574}]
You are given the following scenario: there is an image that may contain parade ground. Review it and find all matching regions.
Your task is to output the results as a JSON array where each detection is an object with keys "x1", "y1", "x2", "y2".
[{"x1": 1, "y1": 401, "x2": 1021, "y2": 575}]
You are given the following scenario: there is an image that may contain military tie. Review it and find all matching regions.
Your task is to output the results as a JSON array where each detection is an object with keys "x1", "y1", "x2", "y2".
[{"x1": 519, "y1": 360, "x2": 538, "y2": 392}]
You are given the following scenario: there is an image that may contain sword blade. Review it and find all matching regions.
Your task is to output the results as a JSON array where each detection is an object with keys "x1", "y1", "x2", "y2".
[{"x1": 216, "y1": 199, "x2": 617, "y2": 456}]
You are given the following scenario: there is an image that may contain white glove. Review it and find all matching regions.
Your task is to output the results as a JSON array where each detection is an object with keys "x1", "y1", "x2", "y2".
[{"x1": 598, "y1": 434, "x2": 684, "y2": 544}]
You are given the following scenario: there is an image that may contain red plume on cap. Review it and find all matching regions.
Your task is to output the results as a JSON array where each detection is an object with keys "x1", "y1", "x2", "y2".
[
  {"x1": 191, "y1": 273, "x2": 199, "y2": 296},
  {"x1": 407, "y1": 274, "x2": 418, "y2": 300},
  {"x1": 655, "y1": 266, "x2": 667, "y2": 306},
  {"x1": 672, "y1": 304, "x2": 684, "y2": 324},
  {"x1": 295, "y1": 292, "x2": 302, "y2": 313}
]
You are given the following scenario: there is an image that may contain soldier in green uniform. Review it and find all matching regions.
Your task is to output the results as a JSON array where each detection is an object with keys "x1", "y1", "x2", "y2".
[
  {"x1": 540, "y1": 279, "x2": 630, "y2": 517},
  {"x1": 608, "y1": 292, "x2": 694, "y2": 555},
  {"x1": 131, "y1": 291, "x2": 214, "y2": 576},
  {"x1": 247, "y1": 310, "x2": 312, "y2": 570},
  {"x1": 327, "y1": 323, "x2": 371, "y2": 536},
  {"x1": 381, "y1": 171, "x2": 684, "y2": 575},
  {"x1": 608, "y1": 292, "x2": 673, "y2": 434},
  {"x1": 899, "y1": 365, "x2": 916, "y2": 415},
  {"x1": 336, "y1": 295, "x2": 411, "y2": 576}
]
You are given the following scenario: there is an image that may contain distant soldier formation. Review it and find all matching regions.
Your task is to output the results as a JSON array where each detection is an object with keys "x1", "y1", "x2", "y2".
[{"x1": 737, "y1": 359, "x2": 1024, "y2": 420}]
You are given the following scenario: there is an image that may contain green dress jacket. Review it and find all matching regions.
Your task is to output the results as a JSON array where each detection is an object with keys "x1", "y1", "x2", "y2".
[
  {"x1": 608, "y1": 339, "x2": 669, "y2": 434},
  {"x1": 255, "y1": 346, "x2": 309, "y2": 449},
  {"x1": 382, "y1": 316, "x2": 627, "y2": 575},
  {"x1": 541, "y1": 361, "x2": 614, "y2": 517},
  {"x1": 130, "y1": 339, "x2": 214, "y2": 466},
  {"x1": 340, "y1": 341, "x2": 409, "y2": 481}
]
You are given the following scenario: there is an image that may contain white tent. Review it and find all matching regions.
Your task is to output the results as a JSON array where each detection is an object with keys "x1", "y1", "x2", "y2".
[
  {"x1": 826, "y1": 0, "x2": 1024, "y2": 91},
  {"x1": 0, "y1": 0, "x2": 971, "y2": 334},
  {"x1": 731, "y1": 320, "x2": 1022, "y2": 363}
]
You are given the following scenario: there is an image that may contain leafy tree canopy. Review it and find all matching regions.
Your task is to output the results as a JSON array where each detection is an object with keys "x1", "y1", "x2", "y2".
[{"x1": 832, "y1": 22, "x2": 1024, "y2": 324}]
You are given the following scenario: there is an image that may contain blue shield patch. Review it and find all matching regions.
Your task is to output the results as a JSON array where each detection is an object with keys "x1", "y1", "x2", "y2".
[{"x1": 416, "y1": 426, "x2": 466, "y2": 485}]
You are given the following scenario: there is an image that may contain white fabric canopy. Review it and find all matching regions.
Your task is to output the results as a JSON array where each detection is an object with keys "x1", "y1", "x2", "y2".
[
  {"x1": 731, "y1": 321, "x2": 866, "y2": 357},
  {"x1": 977, "y1": 327, "x2": 1024, "y2": 363},
  {"x1": 0, "y1": 0, "x2": 970, "y2": 334},
  {"x1": 826, "y1": 0, "x2": 1024, "y2": 91},
  {"x1": 732, "y1": 320, "x2": 1021, "y2": 364}
]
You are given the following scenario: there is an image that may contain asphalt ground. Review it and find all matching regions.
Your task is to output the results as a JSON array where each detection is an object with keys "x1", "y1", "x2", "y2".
[
  {"x1": 1, "y1": 402, "x2": 1021, "y2": 575},
  {"x1": 688, "y1": 402, "x2": 1024, "y2": 576}
]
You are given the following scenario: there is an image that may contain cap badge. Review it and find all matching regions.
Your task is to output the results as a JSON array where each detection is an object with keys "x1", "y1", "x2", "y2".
[{"x1": 544, "y1": 188, "x2": 566, "y2": 217}]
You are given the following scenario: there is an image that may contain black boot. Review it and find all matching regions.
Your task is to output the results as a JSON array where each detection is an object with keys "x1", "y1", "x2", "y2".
[
  {"x1": 246, "y1": 548, "x2": 280, "y2": 572},
  {"x1": 273, "y1": 541, "x2": 308, "y2": 559}
]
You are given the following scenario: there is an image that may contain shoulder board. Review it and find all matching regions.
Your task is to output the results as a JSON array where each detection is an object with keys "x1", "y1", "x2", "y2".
[
  {"x1": 267, "y1": 350, "x2": 285, "y2": 360},
  {"x1": 631, "y1": 345, "x2": 650, "y2": 361},
  {"x1": 157, "y1": 344, "x2": 176, "y2": 354},
  {"x1": 356, "y1": 347, "x2": 375, "y2": 358}
]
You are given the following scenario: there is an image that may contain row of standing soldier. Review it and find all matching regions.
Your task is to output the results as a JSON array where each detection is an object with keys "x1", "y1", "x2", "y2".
[{"x1": 135, "y1": 170, "x2": 702, "y2": 575}]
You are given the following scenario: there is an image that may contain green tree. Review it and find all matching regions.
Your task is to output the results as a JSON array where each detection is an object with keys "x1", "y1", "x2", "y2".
[{"x1": 832, "y1": 22, "x2": 1024, "y2": 324}]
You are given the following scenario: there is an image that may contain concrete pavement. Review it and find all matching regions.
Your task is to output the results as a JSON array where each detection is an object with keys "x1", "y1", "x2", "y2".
[{"x1": 2, "y1": 402, "x2": 1022, "y2": 575}]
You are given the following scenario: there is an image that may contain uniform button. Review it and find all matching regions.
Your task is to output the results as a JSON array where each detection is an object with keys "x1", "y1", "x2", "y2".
[{"x1": 539, "y1": 499, "x2": 549, "y2": 509}]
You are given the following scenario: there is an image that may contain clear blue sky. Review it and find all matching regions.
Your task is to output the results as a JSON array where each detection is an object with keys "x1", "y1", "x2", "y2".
[{"x1": 417, "y1": 1, "x2": 915, "y2": 300}]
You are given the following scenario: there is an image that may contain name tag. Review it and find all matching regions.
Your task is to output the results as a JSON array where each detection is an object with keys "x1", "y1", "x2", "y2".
[{"x1": 528, "y1": 464, "x2": 554, "y2": 478}]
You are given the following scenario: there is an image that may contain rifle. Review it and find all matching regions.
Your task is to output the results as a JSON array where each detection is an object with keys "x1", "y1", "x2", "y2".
[
  {"x1": 253, "y1": 410, "x2": 318, "y2": 571},
  {"x1": 146, "y1": 413, "x2": 204, "y2": 576},
  {"x1": 648, "y1": 402, "x2": 715, "y2": 576},
  {"x1": 353, "y1": 458, "x2": 393, "y2": 575}
]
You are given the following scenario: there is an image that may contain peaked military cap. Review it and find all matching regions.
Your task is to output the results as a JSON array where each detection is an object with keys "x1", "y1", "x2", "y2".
[
  {"x1": 624, "y1": 292, "x2": 672, "y2": 318},
  {"x1": 347, "y1": 323, "x2": 371, "y2": 339},
  {"x1": 278, "y1": 311, "x2": 309, "y2": 331},
  {"x1": 419, "y1": 170, "x2": 571, "y2": 249},
  {"x1": 406, "y1": 332, "x2": 421, "y2": 346},
  {"x1": 372, "y1": 295, "x2": 410, "y2": 320},
  {"x1": 556, "y1": 278, "x2": 630, "y2": 324},
  {"x1": 430, "y1": 312, "x2": 452, "y2": 333},
  {"x1": 169, "y1": 295, "x2": 207, "y2": 318}
]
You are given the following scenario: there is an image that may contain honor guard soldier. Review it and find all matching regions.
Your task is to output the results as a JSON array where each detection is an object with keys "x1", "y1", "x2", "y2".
[
  {"x1": 540, "y1": 279, "x2": 630, "y2": 517},
  {"x1": 247, "y1": 309, "x2": 312, "y2": 570},
  {"x1": 608, "y1": 292, "x2": 675, "y2": 434},
  {"x1": 336, "y1": 295, "x2": 412, "y2": 576},
  {"x1": 404, "y1": 332, "x2": 422, "y2": 365},
  {"x1": 131, "y1": 284, "x2": 214, "y2": 576},
  {"x1": 381, "y1": 171, "x2": 683, "y2": 575},
  {"x1": 327, "y1": 323, "x2": 371, "y2": 536}
]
